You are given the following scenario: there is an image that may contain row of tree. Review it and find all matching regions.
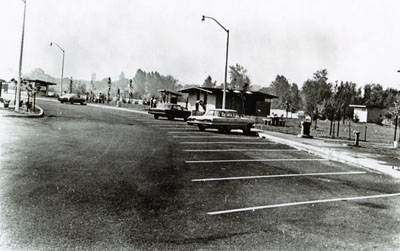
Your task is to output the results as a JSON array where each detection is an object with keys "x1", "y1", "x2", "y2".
[
  {"x1": 265, "y1": 69, "x2": 400, "y2": 135},
  {"x1": 24, "y1": 67, "x2": 400, "y2": 128}
]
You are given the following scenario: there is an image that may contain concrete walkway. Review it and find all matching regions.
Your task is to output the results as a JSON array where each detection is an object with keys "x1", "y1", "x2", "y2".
[{"x1": 257, "y1": 130, "x2": 400, "y2": 179}]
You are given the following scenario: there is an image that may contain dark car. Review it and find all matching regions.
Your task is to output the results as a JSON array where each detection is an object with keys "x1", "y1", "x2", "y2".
[
  {"x1": 58, "y1": 94, "x2": 86, "y2": 105},
  {"x1": 148, "y1": 103, "x2": 191, "y2": 121}
]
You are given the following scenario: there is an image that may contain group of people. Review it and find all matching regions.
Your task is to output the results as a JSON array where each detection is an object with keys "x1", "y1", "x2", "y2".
[{"x1": 84, "y1": 91, "x2": 106, "y2": 103}]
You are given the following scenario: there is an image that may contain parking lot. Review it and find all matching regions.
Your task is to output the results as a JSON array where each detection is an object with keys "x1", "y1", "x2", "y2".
[
  {"x1": 2, "y1": 100, "x2": 400, "y2": 250},
  {"x1": 143, "y1": 116, "x2": 393, "y2": 210},
  {"x1": 134, "y1": 114, "x2": 400, "y2": 249}
]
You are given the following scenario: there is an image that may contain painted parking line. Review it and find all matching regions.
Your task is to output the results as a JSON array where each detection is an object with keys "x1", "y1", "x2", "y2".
[
  {"x1": 168, "y1": 131, "x2": 211, "y2": 134},
  {"x1": 174, "y1": 136, "x2": 258, "y2": 139},
  {"x1": 151, "y1": 125, "x2": 191, "y2": 127},
  {"x1": 192, "y1": 171, "x2": 367, "y2": 182},
  {"x1": 180, "y1": 142, "x2": 279, "y2": 145},
  {"x1": 185, "y1": 158, "x2": 327, "y2": 164},
  {"x1": 160, "y1": 128, "x2": 198, "y2": 131},
  {"x1": 184, "y1": 149, "x2": 300, "y2": 152},
  {"x1": 207, "y1": 192, "x2": 400, "y2": 215}
]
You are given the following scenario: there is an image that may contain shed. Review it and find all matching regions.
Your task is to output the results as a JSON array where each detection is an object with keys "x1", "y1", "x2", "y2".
[
  {"x1": 349, "y1": 104, "x2": 384, "y2": 123},
  {"x1": 179, "y1": 86, "x2": 278, "y2": 116},
  {"x1": 157, "y1": 89, "x2": 182, "y2": 104},
  {"x1": 24, "y1": 79, "x2": 57, "y2": 96}
]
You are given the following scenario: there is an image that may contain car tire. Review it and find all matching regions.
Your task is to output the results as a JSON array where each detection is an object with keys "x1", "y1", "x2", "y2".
[
  {"x1": 154, "y1": 114, "x2": 159, "y2": 119},
  {"x1": 60, "y1": 101, "x2": 64, "y2": 104},
  {"x1": 198, "y1": 125, "x2": 205, "y2": 131},
  {"x1": 218, "y1": 126, "x2": 230, "y2": 134},
  {"x1": 184, "y1": 116, "x2": 188, "y2": 121},
  {"x1": 70, "y1": 101, "x2": 74, "y2": 104},
  {"x1": 168, "y1": 115, "x2": 174, "y2": 120},
  {"x1": 243, "y1": 124, "x2": 252, "y2": 135}
]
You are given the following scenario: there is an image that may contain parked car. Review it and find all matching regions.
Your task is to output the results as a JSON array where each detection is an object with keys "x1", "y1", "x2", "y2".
[
  {"x1": 148, "y1": 103, "x2": 191, "y2": 121},
  {"x1": 187, "y1": 109, "x2": 254, "y2": 134},
  {"x1": 58, "y1": 94, "x2": 86, "y2": 105}
]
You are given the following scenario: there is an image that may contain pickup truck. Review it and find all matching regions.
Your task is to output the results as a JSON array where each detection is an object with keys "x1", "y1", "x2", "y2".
[{"x1": 148, "y1": 103, "x2": 191, "y2": 121}]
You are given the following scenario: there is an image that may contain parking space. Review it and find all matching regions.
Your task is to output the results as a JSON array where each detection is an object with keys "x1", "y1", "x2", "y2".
[
  {"x1": 127, "y1": 115, "x2": 400, "y2": 235},
  {"x1": 137, "y1": 117, "x2": 393, "y2": 215}
]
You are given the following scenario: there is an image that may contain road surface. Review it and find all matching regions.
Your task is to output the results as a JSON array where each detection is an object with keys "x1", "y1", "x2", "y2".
[{"x1": 0, "y1": 98, "x2": 399, "y2": 250}]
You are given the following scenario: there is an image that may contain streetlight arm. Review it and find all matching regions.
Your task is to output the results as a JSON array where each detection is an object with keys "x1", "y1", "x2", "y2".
[
  {"x1": 202, "y1": 15, "x2": 229, "y2": 33},
  {"x1": 50, "y1": 42, "x2": 65, "y2": 53}
]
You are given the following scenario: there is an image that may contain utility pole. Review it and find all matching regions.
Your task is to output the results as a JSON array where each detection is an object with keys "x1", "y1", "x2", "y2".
[{"x1": 16, "y1": 0, "x2": 27, "y2": 111}]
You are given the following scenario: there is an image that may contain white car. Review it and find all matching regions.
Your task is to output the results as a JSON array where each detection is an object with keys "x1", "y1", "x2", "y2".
[{"x1": 187, "y1": 109, "x2": 254, "y2": 134}]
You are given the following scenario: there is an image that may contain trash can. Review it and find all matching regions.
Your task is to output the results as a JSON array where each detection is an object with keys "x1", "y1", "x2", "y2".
[
  {"x1": 301, "y1": 121, "x2": 311, "y2": 137},
  {"x1": 354, "y1": 131, "x2": 360, "y2": 146}
]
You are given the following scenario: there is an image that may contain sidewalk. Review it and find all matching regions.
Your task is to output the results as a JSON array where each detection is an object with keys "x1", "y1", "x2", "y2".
[
  {"x1": 0, "y1": 92, "x2": 44, "y2": 118},
  {"x1": 0, "y1": 104, "x2": 44, "y2": 118},
  {"x1": 256, "y1": 129, "x2": 400, "y2": 179}
]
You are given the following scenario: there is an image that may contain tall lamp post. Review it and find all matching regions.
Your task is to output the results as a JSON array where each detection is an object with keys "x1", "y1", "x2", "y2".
[
  {"x1": 50, "y1": 42, "x2": 65, "y2": 95},
  {"x1": 202, "y1": 15, "x2": 229, "y2": 109},
  {"x1": 16, "y1": 0, "x2": 27, "y2": 111}
]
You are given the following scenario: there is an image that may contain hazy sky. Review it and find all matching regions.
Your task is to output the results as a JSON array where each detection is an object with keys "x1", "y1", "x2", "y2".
[{"x1": 2, "y1": 0, "x2": 400, "y2": 89}]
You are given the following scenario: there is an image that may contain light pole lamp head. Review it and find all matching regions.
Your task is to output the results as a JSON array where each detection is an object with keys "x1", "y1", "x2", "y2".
[
  {"x1": 201, "y1": 15, "x2": 205, "y2": 22},
  {"x1": 50, "y1": 42, "x2": 53, "y2": 46}
]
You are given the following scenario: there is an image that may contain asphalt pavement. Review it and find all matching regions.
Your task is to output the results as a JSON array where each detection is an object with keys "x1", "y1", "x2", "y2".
[
  {"x1": 21, "y1": 96, "x2": 400, "y2": 179},
  {"x1": 1, "y1": 97, "x2": 400, "y2": 250}
]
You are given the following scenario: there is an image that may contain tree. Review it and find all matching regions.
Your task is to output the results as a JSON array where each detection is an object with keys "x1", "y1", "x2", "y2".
[
  {"x1": 90, "y1": 72, "x2": 97, "y2": 91},
  {"x1": 229, "y1": 64, "x2": 251, "y2": 90},
  {"x1": 289, "y1": 83, "x2": 302, "y2": 113},
  {"x1": 119, "y1": 72, "x2": 126, "y2": 80},
  {"x1": 268, "y1": 75, "x2": 291, "y2": 109},
  {"x1": 301, "y1": 69, "x2": 332, "y2": 129},
  {"x1": 202, "y1": 75, "x2": 216, "y2": 88},
  {"x1": 362, "y1": 83, "x2": 385, "y2": 107},
  {"x1": 133, "y1": 69, "x2": 147, "y2": 97}
]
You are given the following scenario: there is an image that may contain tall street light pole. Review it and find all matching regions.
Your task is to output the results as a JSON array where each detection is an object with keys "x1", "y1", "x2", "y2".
[
  {"x1": 50, "y1": 42, "x2": 65, "y2": 95},
  {"x1": 202, "y1": 15, "x2": 229, "y2": 109},
  {"x1": 16, "y1": 0, "x2": 27, "y2": 111}
]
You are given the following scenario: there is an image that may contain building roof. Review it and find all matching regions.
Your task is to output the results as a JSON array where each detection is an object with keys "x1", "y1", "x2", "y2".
[
  {"x1": 24, "y1": 79, "x2": 57, "y2": 86},
  {"x1": 179, "y1": 86, "x2": 278, "y2": 99},
  {"x1": 349, "y1": 104, "x2": 384, "y2": 109},
  {"x1": 158, "y1": 89, "x2": 182, "y2": 96}
]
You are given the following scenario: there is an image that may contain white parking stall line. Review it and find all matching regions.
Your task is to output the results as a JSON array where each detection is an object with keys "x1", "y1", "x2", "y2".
[
  {"x1": 174, "y1": 136, "x2": 258, "y2": 139},
  {"x1": 185, "y1": 158, "x2": 328, "y2": 164},
  {"x1": 184, "y1": 149, "x2": 300, "y2": 152},
  {"x1": 151, "y1": 125, "x2": 190, "y2": 127},
  {"x1": 168, "y1": 131, "x2": 210, "y2": 134},
  {"x1": 160, "y1": 128, "x2": 198, "y2": 131},
  {"x1": 180, "y1": 142, "x2": 279, "y2": 145},
  {"x1": 207, "y1": 192, "x2": 400, "y2": 215},
  {"x1": 191, "y1": 171, "x2": 367, "y2": 182}
]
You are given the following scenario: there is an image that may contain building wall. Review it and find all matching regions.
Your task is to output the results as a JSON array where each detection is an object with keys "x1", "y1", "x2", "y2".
[
  {"x1": 185, "y1": 91, "x2": 272, "y2": 116},
  {"x1": 353, "y1": 108, "x2": 368, "y2": 122},
  {"x1": 367, "y1": 108, "x2": 383, "y2": 123},
  {"x1": 187, "y1": 92, "x2": 217, "y2": 112},
  {"x1": 207, "y1": 94, "x2": 216, "y2": 110},
  {"x1": 187, "y1": 94, "x2": 198, "y2": 111}
]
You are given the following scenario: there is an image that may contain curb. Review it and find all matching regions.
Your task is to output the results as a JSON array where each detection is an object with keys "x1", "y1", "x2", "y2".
[
  {"x1": 257, "y1": 131, "x2": 400, "y2": 179},
  {"x1": 2, "y1": 105, "x2": 44, "y2": 118}
]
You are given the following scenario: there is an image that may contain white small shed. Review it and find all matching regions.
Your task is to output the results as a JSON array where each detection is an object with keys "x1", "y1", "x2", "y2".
[{"x1": 349, "y1": 104, "x2": 383, "y2": 123}]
